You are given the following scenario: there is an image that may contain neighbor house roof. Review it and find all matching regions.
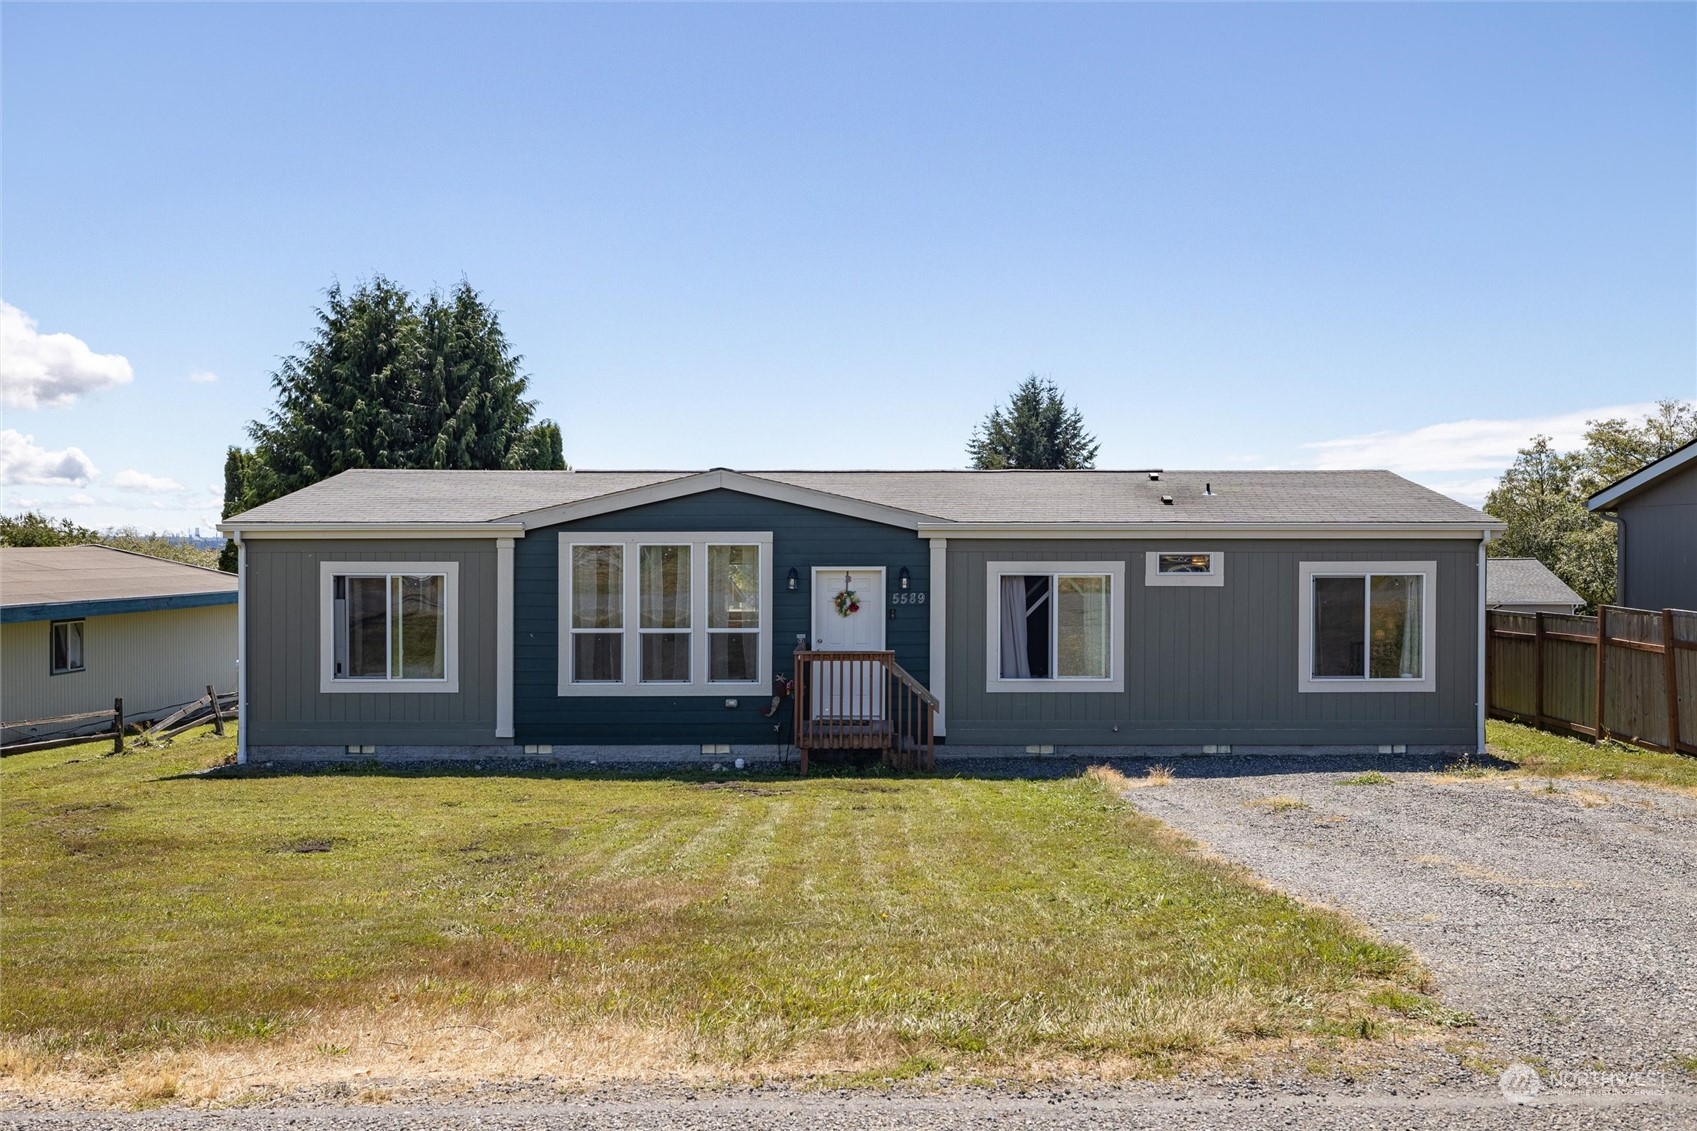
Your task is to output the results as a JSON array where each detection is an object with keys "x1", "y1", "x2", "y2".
[
  {"x1": 1587, "y1": 438, "x2": 1697, "y2": 511},
  {"x1": 220, "y1": 467, "x2": 1500, "y2": 534},
  {"x1": 1, "y1": 545, "x2": 238, "y2": 624},
  {"x1": 1485, "y1": 558, "x2": 1583, "y2": 609}
]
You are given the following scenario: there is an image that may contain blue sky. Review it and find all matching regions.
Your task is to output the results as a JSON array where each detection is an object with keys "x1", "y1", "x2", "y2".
[{"x1": 3, "y1": 3, "x2": 1693, "y2": 534}]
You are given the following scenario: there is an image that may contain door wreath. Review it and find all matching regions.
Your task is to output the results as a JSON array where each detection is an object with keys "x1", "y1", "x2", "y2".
[{"x1": 832, "y1": 588, "x2": 861, "y2": 617}]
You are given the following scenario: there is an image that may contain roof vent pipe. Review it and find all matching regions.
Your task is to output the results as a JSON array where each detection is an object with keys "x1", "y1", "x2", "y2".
[{"x1": 1204, "y1": 483, "x2": 1213, "y2": 496}]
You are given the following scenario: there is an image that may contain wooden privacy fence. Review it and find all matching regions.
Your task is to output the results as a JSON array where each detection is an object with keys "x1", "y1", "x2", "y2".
[{"x1": 1487, "y1": 606, "x2": 1697, "y2": 756}]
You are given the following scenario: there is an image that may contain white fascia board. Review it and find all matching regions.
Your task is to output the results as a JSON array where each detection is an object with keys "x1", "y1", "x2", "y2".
[
  {"x1": 219, "y1": 522, "x2": 527, "y2": 539},
  {"x1": 917, "y1": 521, "x2": 1502, "y2": 540},
  {"x1": 1587, "y1": 441, "x2": 1697, "y2": 510},
  {"x1": 508, "y1": 470, "x2": 927, "y2": 531}
]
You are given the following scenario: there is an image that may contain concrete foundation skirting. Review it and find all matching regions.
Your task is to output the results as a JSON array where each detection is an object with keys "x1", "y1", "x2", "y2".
[{"x1": 248, "y1": 742, "x2": 1475, "y2": 767}]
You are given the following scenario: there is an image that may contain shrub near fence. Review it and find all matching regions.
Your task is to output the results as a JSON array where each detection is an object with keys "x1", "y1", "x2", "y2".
[{"x1": 1487, "y1": 606, "x2": 1697, "y2": 756}]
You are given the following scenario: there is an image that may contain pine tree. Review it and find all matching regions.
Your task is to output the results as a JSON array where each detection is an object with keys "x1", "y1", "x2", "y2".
[
  {"x1": 967, "y1": 376, "x2": 1099, "y2": 469},
  {"x1": 415, "y1": 281, "x2": 536, "y2": 469}
]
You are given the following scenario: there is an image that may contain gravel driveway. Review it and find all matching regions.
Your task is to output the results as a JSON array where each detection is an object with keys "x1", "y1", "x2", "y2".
[{"x1": 1125, "y1": 755, "x2": 1697, "y2": 1081}]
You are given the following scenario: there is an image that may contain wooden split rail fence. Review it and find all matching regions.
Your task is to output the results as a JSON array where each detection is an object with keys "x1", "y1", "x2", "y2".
[
  {"x1": 1, "y1": 687, "x2": 237, "y2": 757},
  {"x1": 1486, "y1": 606, "x2": 1697, "y2": 756}
]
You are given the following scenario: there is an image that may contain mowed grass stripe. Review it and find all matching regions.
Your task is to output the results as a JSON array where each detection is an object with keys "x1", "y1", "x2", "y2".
[{"x1": 3, "y1": 729, "x2": 1423, "y2": 1076}]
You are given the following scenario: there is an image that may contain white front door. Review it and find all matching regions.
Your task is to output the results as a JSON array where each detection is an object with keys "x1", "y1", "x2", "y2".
[{"x1": 811, "y1": 568, "x2": 885, "y2": 718}]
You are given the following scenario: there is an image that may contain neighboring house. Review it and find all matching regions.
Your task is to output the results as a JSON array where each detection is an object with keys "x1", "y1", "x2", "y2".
[
  {"x1": 1586, "y1": 438, "x2": 1697, "y2": 612},
  {"x1": 1, "y1": 546, "x2": 238, "y2": 742},
  {"x1": 218, "y1": 468, "x2": 1502, "y2": 764},
  {"x1": 1485, "y1": 557, "x2": 1583, "y2": 615}
]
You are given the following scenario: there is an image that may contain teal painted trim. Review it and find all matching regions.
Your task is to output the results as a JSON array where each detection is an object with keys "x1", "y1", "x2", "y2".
[{"x1": 1, "y1": 590, "x2": 237, "y2": 625}]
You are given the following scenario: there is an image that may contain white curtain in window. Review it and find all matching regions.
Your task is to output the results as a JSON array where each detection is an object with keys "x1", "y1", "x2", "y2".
[{"x1": 1000, "y1": 575, "x2": 1031, "y2": 679}]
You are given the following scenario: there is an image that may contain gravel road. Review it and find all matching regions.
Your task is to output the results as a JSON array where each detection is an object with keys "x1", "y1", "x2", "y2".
[{"x1": 1126, "y1": 755, "x2": 1697, "y2": 1079}]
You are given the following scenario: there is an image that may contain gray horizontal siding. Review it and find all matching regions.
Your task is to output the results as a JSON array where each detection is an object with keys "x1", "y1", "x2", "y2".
[
  {"x1": 244, "y1": 539, "x2": 500, "y2": 746},
  {"x1": 945, "y1": 539, "x2": 1481, "y2": 746},
  {"x1": 515, "y1": 489, "x2": 929, "y2": 744}
]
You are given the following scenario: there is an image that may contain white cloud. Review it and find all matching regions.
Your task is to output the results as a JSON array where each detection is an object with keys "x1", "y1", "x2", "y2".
[
  {"x1": 186, "y1": 369, "x2": 218, "y2": 384},
  {"x1": 1299, "y1": 401, "x2": 1675, "y2": 507},
  {"x1": 1301, "y1": 402, "x2": 1657, "y2": 474},
  {"x1": 0, "y1": 302, "x2": 135, "y2": 409},
  {"x1": 0, "y1": 429, "x2": 98, "y2": 486},
  {"x1": 111, "y1": 468, "x2": 187, "y2": 494}
]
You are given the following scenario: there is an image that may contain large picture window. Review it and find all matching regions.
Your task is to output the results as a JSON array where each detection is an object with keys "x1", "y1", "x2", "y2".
[
  {"x1": 1298, "y1": 561, "x2": 1436, "y2": 693},
  {"x1": 985, "y1": 561, "x2": 1125, "y2": 693},
  {"x1": 559, "y1": 532, "x2": 771, "y2": 695},
  {"x1": 319, "y1": 562, "x2": 460, "y2": 693}
]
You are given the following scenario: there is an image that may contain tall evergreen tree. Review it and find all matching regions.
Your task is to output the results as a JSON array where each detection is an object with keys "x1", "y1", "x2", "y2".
[
  {"x1": 248, "y1": 276, "x2": 422, "y2": 500},
  {"x1": 967, "y1": 375, "x2": 1099, "y2": 469},
  {"x1": 416, "y1": 281, "x2": 536, "y2": 469},
  {"x1": 230, "y1": 277, "x2": 567, "y2": 516},
  {"x1": 216, "y1": 446, "x2": 254, "y2": 572}
]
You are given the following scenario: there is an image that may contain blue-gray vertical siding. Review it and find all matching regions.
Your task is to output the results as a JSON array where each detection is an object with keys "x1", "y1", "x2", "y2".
[
  {"x1": 244, "y1": 538, "x2": 500, "y2": 746},
  {"x1": 514, "y1": 489, "x2": 929, "y2": 744},
  {"x1": 1614, "y1": 468, "x2": 1697, "y2": 612},
  {"x1": 944, "y1": 538, "x2": 1481, "y2": 746}
]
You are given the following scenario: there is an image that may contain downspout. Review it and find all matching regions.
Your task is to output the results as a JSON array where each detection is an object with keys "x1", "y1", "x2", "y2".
[
  {"x1": 1476, "y1": 531, "x2": 1490, "y2": 756},
  {"x1": 928, "y1": 536, "x2": 947, "y2": 737},
  {"x1": 235, "y1": 532, "x2": 248, "y2": 765}
]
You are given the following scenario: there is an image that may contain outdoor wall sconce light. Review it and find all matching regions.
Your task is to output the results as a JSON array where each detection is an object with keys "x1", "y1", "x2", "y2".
[
  {"x1": 898, "y1": 566, "x2": 910, "y2": 590},
  {"x1": 786, "y1": 567, "x2": 799, "y2": 591}
]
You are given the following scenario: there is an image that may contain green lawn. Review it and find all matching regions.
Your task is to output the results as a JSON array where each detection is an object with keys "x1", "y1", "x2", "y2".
[
  {"x1": 1485, "y1": 719, "x2": 1697, "y2": 792},
  {"x1": 1, "y1": 730, "x2": 1432, "y2": 1098}
]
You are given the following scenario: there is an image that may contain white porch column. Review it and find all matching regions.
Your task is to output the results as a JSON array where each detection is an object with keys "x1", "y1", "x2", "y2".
[
  {"x1": 929, "y1": 536, "x2": 947, "y2": 736},
  {"x1": 496, "y1": 537, "x2": 515, "y2": 740}
]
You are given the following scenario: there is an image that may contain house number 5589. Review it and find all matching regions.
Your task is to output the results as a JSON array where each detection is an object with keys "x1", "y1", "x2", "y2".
[{"x1": 890, "y1": 592, "x2": 926, "y2": 605}]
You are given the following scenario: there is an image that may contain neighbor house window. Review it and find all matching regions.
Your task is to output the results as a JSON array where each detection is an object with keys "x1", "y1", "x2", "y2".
[
  {"x1": 1144, "y1": 551, "x2": 1224, "y2": 587},
  {"x1": 985, "y1": 561, "x2": 1126, "y2": 693},
  {"x1": 559, "y1": 532, "x2": 772, "y2": 695},
  {"x1": 49, "y1": 619, "x2": 85, "y2": 675},
  {"x1": 1298, "y1": 561, "x2": 1436, "y2": 694},
  {"x1": 318, "y1": 562, "x2": 460, "y2": 693}
]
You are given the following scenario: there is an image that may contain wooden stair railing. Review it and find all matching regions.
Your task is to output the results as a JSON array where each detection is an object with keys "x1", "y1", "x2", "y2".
[{"x1": 791, "y1": 649, "x2": 937, "y2": 776}]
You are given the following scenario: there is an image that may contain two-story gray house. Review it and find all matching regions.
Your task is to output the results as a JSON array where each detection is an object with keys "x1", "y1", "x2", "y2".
[{"x1": 219, "y1": 467, "x2": 1501, "y2": 767}]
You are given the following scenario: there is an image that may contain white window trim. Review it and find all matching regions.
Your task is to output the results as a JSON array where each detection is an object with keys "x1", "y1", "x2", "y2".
[
  {"x1": 1298, "y1": 560, "x2": 1437, "y2": 694},
  {"x1": 557, "y1": 531, "x2": 773, "y2": 696},
  {"x1": 1144, "y1": 550, "x2": 1225, "y2": 587},
  {"x1": 318, "y1": 561, "x2": 461, "y2": 694},
  {"x1": 984, "y1": 560, "x2": 1126, "y2": 694}
]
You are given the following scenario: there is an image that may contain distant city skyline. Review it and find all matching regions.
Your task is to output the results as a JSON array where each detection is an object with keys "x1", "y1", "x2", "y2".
[{"x1": 3, "y1": 3, "x2": 1692, "y2": 532}]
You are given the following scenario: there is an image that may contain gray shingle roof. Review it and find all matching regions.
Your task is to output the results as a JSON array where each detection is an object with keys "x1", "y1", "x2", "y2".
[
  {"x1": 1, "y1": 545, "x2": 237, "y2": 608},
  {"x1": 1486, "y1": 558, "x2": 1583, "y2": 608},
  {"x1": 224, "y1": 468, "x2": 1496, "y2": 528}
]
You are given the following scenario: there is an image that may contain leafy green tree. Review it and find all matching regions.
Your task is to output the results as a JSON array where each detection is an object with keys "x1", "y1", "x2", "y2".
[
  {"x1": 967, "y1": 375, "x2": 1100, "y2": 470},
  {"x1": 517, "y1": 419, "x2": 567, "y2": 471},
  {"x1": 1484, "y1": 399, "x2": 1697, "y2": 611},
  {"x1": 0, "y1": 511, "x2": 97, "y2": 547}
]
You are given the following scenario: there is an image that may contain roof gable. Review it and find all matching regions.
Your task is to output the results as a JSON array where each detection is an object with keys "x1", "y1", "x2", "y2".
[{"x1": 1587, "y1": 438, "x2": 1697, "y2": 511}]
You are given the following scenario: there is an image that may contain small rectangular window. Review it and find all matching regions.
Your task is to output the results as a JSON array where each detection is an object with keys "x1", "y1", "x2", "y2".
[
  {"x1": 50, "y1": 619, "x2": 85, "y2": 674},
  {"x1": 1158, "y1": 553, "x2": 1213, "y2": 574},
  {"x1": 1145, "y1": 551, "x2": 1224, "y2": 587}
]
